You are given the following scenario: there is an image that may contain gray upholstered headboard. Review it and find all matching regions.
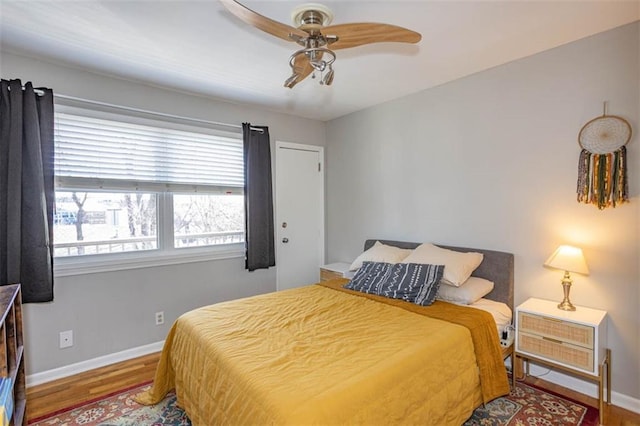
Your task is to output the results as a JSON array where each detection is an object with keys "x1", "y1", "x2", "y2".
[{"x1": 364, "y1": 240, "x2": 514, "y2": 310}]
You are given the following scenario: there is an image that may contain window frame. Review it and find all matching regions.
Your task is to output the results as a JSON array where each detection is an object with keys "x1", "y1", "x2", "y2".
[{"x1": 53, "y1": 105, "x2": 245, "y2": 277}]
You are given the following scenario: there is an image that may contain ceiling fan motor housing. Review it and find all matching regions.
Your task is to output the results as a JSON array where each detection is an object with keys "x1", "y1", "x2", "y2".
[{"x1": 291, "y1": 3, "x2": 334, "y2": 28}]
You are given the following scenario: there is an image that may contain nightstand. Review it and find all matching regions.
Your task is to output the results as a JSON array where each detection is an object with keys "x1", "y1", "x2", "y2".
[
  {"x1": 319, "y1": 262, "x2": 351, "y2": 281},
  {"x1": 501, "y1": 342, "x2": 514, "y2": 364},
  {"x1": 514, "y1": 298, "x2": 610, "y2": 423}
]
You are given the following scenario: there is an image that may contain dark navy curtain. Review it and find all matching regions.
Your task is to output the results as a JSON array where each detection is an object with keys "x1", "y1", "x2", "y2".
[
  {"x1": 242, "y1": 123, "x2": 275, "y2": 271},
  {"x1": 0, "y1": 79, "x2": 55, "y2": 302}
]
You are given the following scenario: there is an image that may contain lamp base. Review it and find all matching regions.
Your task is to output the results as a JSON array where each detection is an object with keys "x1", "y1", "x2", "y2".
[
  {"x1": 557, "y1": 300, "x2": 576, "y2": 311},
  {"x1": 557, "y1": 271, "x2": 576, "y2": 311}
]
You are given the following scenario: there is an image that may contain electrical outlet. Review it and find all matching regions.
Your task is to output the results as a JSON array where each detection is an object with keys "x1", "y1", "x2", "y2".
[
  {"x1": 59, "y1": 330, "x2": 73, "y2": 348},
  {"x1": 155, "y1": 311, "x2": 164, "y2": 326}
]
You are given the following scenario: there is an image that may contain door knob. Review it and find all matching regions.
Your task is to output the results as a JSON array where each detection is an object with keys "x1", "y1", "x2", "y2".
[{"x1": 282, "y1": 237, "x2": 289, "y2": 243}]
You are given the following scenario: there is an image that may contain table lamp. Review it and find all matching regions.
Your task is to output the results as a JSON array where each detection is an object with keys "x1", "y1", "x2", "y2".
[{"x1": 544, "y1": 245, "x2": 589, "y2": 311}]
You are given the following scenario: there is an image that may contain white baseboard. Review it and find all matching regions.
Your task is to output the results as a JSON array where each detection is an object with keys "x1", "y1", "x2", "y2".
[
  {"x1": 26, "y1": 340, "x2": 165, "y2": 387},
  {"x1": 528, "y1": 364, "x2": 640, "y2": 414}
]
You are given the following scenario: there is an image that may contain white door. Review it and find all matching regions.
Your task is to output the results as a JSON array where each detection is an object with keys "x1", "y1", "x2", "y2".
[{"x1": 275, "y1": 142, "x2": 324, "y2": 291}]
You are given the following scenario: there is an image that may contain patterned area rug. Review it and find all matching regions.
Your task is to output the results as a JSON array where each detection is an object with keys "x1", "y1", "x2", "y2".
[
  {"x1": 28, "y1": 384, "x2": 190, "y2": 426},
  {"x1": 465, "y1": 381, "x2": 599, "y2": 425},
  {"x1": 30, "y1": 380, "x2": 598, "y2": 426}
]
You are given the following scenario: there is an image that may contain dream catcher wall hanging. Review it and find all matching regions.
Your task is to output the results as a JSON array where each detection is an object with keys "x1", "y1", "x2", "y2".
[{"x1": 577, "y1": 103, "x2": 632, "y2": 209}]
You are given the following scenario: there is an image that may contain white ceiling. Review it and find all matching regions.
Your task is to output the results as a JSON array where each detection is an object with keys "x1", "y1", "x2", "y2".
[{"x1": 1, "y1": 1, "x2": 638, "y2": 121}]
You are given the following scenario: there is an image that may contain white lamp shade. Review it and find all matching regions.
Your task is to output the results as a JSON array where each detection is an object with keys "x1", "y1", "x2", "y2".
[{"x1": 544, "y1": 245, "x2": 589, "y2": 275}]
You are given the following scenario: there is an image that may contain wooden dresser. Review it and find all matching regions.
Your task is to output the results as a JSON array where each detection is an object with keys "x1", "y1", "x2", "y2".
[{"x1": 0, "y1": 284, "x2": 25, "y2": 425}]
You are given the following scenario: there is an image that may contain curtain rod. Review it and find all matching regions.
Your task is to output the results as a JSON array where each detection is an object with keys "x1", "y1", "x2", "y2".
[
  {"x1": 6, "y1": 85, "x2": 47, "y2": 96},
  {"x1": 11, "y1": 87, "x2": 264, "y2": 133}
]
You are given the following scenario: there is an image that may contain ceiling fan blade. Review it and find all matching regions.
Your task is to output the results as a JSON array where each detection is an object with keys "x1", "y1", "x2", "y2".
[
  {"x1": 285, "y1": 53, "x2": 320, "y2": 88},
  {"x1": 220, "y1": 0, "x2": 307, "y2": 42},
  {"x1": 323, "y1": 23, "x2": 421, "y2": 50},
  {"x1": 294, "y1": 54, "x2": 315, "y2": 79}
]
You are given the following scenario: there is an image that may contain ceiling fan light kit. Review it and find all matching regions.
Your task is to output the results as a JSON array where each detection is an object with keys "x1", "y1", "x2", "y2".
[
  {"x1": 288, "y1": 45, "x2": 336, "y2": 87},
  {"x1": 220, "y1": 0, "x2": 421, "y2": 88}
]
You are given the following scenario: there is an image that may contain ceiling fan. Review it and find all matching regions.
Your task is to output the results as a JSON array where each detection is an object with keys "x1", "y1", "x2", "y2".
[{"x1": 220, "y1": 0, "x2": 422, "y2": 88}]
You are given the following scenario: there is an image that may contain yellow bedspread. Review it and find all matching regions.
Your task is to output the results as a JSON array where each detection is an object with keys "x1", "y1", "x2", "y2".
[
  {"x1": 137, "y1": 280, "x2": 509, "y2": 425},
  {"x1": 319, "y1": 279, "x2": 510, "y2": 403}
]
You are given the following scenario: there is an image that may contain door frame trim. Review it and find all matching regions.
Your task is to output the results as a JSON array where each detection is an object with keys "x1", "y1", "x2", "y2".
[{"x1": 274, "y1": 141, "x2": 325, "y2": 291}]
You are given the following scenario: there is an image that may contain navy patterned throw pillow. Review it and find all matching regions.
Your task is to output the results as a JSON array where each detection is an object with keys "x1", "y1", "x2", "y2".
[
  {"x1": 345, "y1": 261, "x2": 444, "y2": 306},
  {"x1": 410, "y1": 263, "x2": 444, "y2": 306},
  {"x1": 344, "y1": 261, "x2": 394, "y2": 295}
]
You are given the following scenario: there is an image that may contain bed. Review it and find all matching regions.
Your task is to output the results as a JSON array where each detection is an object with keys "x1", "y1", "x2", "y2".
[{"x1": 137, "y1": 240, "x2": 514, "y2": 425}]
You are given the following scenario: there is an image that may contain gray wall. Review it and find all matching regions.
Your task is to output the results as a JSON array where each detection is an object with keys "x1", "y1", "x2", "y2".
[
  {"x1": 326, "y1": 23, "x2": 639, "y2": 400},
  {"x1": 0, "y1": 51, "x2": 327, "y2": 374}
]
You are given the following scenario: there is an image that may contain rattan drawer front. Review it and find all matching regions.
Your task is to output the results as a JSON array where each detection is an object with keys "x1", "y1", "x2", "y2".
[
  {"x1": 518, "y1": 331, "x2": 594, "y2": 371},
  {"x1": 320, "y1": 269, "x2": 343, "y2": 281},
  {"x1": 519, "y1": 312, "x2": 594, "y2": 349}
]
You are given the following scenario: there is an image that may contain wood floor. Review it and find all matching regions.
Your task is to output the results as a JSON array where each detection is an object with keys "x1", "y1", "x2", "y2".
[
  {"x1": 26, "y1": 352, "x2": 159, "y2": 421},
  {"x1": 27, "y1": 352, "x2": 640, "y2": 425}
]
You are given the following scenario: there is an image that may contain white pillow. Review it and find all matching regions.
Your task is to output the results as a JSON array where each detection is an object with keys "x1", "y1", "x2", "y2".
[
  {"x1": 349, "y1": 241, "x2": 413, "y2": 271},
  {"x1": 401, "y1": 243, "x2": 483, "y2": 287},
  {"x1": 470, "y1": 298, "x2": 513, "y2": 333},
  {"x1": 437, "y1": 277, "x2": 494, "y2": 304}
]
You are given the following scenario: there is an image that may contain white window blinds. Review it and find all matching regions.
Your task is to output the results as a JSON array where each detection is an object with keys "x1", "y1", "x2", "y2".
[{"x1": 54, "y1": 113, "x2": 244, "y2": 193}]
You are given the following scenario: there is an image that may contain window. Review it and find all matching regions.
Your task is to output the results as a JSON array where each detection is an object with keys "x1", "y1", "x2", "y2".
[
  {"x1": 54, "y1": 191, "x2": 157, "y2": 257},
  {"x1": 53, "y1": 110, "x2": 245, "y2": 267},
  {"x1": 173, "y1": 193, "x2": 244, "y2": 248}
]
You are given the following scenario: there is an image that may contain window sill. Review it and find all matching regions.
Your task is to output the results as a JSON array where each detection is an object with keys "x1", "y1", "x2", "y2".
[{"x1": 53, "y1": 244, "x2": 245, "y2": 277}]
